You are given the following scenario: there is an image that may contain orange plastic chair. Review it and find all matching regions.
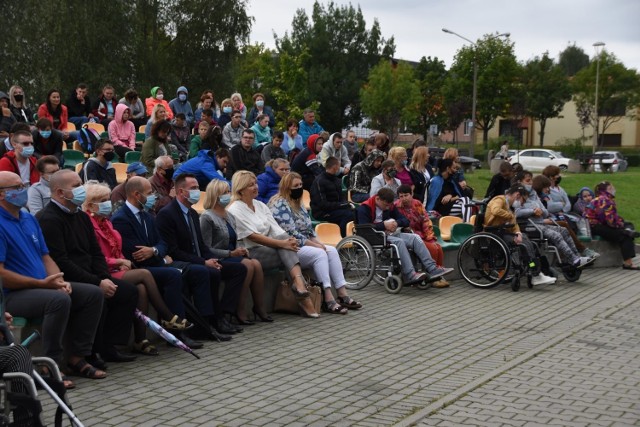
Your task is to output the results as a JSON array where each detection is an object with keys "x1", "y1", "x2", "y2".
[
  {"x1": 85, "y1": 122, "x2": 105, "y2": 133},
  {"x1": 438, "y1": 216, "x2": 463, "y2": 241},
  {"x1": 191, "y1": 191, "x2": 206, "y2": 214},
  {"x1": 66, "y1": 122, "x2": 76, "y2": 131},
  {"x1": 469, "y1": 215, "x2": 476, "y2": 226},
  {"x1": 112, "y1": 163, "x2": 128, "y2": 184},
  {"x1": 315, "y1": 223, "x2": 342, "y2": 247},
  {"x1": 302, "y1": 190, "x2": 311, "y2": 210},
  {"x1": 346, "y1": 221, "x2": 355, "y2": 237},
  {"x1": 75, "y1": 163, "x2": 83, "y2": 173},
  {"x1": 138, "y1": 125, "x2": 146, "y2": 133}
]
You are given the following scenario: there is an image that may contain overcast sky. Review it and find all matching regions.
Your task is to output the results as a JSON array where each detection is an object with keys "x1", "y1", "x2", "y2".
[{"x1": 247, "y1": 0, "x2": 640, "y2": 71}]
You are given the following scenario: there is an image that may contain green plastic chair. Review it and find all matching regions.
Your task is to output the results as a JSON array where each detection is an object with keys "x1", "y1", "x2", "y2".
[
  {"x1": 433, "y1": 226, "x2": 461, "y2": 251},
  {"x1": 451, "y1": 223, "x2": 474, "y2": 244},
  {"x1": 125, "y1": 151, "x2": 142, "y2": 164},
  {"x1": 135, "y1": 132, "x2": 146, "y2": 142},
  {"x1": 62, "y1": 149, "x2": 86, "y2": 170}
]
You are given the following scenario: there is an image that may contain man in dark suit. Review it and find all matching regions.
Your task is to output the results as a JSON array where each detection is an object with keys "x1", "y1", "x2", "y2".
[
  {"x1": 111, "y1": 176, "x2": 212, "y2": 347},
  {"x1": 156, "y1": 173, "x2": 246, "y2": 336},
  {"x1": 37, "y1": 169, "x2": 138, "y2": 363}
]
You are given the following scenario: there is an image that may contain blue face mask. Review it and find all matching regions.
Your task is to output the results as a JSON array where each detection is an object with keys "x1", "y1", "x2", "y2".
[
  {"x1": 144, "y1": 194, "x2": 157, "y2": 211},
  {"x1": 65, "y1": 186, "x2": 86, "y2": 206},
  {"x1": 401, "y1": 159, "x2": 408, "y2": 166},
  {"x1": 178, "y1": 94, "x2": 187, "y2": 102},
  {"x1": 39, "y1": 130, "x2": 52, "y2": 139},
  {"x1": 218, "y1": 194, "x2": 231, "y2": 207},
  {"x1": 4, "y1": 187, "x2": 29, "y2": 208},
  {"x1": 187, "y1": 189, "x2": 200, "y2": 204},
  {"x1": 223, "y1": 106, "x2": 232, "y2": 114},
  {"x1": 96, "y1": 200, "x2": 112, "y2": 216},
  {"x1": 21, "y1": 146, "x2": 34, "y2": 157},
  {"x1": 255, "y1": 100, "x2": 264, "y2": 108}
]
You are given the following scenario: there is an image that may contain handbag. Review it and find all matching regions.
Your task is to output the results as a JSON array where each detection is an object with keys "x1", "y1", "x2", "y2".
[{"x1": 274, "y1": 280, "x2": 322, "y2": 315}]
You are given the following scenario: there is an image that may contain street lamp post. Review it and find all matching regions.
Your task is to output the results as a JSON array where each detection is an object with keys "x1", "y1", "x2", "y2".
[
  {"x1": 592, "y1": 41, "x2": 605, "y2": 154},
  {"x1": 442, "y1": 29, "x2": 509, "y2": 158}
]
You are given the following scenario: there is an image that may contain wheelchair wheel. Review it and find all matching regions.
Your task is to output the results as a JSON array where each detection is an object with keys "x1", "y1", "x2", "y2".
[
  {"x1": 336, "y1": 236, "x2": 375, "y2": 290},
  {"x1": 562, "y1": 266, "x2": 582, "y2": 282},
  {"x1": 384, "y1": 275, "x2": 403, "y2": 294},
  {"x1": 372, "y1": 246, "x2": 401, "y2": 285},
  {"x1": 458, "y1": 233, "x2": 511, "y2": 288},
  {"x1": 511, "y1": 273, "x2": 520, "y2": 292}
]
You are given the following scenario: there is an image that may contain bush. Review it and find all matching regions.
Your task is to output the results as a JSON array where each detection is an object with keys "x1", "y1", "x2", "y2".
[{"x1": 555, "y1": 137, "x2": 590, "y2": 159}]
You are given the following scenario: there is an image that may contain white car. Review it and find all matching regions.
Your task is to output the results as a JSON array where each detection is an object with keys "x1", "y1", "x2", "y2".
[
  {"x1": 509, "y1": 149, "x2": 571, "y2": 172},
  {"x1": 592, "y1": 151, "x2": 628, "y2": 172}
]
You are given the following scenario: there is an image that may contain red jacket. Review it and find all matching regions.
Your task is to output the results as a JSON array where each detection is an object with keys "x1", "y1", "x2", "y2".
[
  {"x1": 0, "y1": 151, "x2": 39, "y2": 184},
  {"x1": 37, "y1": 103, "x2": 68, "y2": 131}
]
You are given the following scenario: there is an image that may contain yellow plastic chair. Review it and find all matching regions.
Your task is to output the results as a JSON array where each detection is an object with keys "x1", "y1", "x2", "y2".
[
  {"x1": 469, "y1": 215, "x2": 476, "y2": 226},
  {"x1": 138, "y1": 125, "x2": 146, "y2": 133},
  {"x1": 315, "y1": 223, "x2": 342, "y2": 247},
  {"x1": 85, "y1": 122, "x2": 105, "y2": 133},
  {"x1": 438, "y1": 216, "x2": 463, "y2": 241},
  {"x1": 112, "y1": 163, "x2": 128, "y2": 184},
  {"x1": 191, "y1": 191, "x2": 206, "y2": 214},
  {"x1": 66, "y1": 122, "x2": 76, "y2": 131},
  {"x1": 346, "y1": 221, "x2": 355, "y2": 237},
  {"x1": 75, "y1": 163, "x2": 83, "y2": 173},
  {"x1": 302, "y1": 190, "x2": 311, "y2": 210}
]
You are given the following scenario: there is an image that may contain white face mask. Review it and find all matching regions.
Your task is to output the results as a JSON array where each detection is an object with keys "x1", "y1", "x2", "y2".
[{"x1": 156, "y1": 94, "x2": 164, "y2": 100}]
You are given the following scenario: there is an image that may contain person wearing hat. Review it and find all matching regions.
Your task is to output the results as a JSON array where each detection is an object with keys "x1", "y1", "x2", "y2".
[
  {"x1": 110, "y1": 162, "x2": 148, "y2": 211},
  {"x1": 144, "y1": 86, "x2": 173, "y2": 120}
]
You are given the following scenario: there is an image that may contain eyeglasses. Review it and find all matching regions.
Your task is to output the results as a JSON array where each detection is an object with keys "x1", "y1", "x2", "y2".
[
  {"x1": 18, "y1": 142, "x2": 33, "y2": 146},
  {"x1": 232, "y1": 116, "x2": 241, "y2": 119},
  {"x1": 0, "y1": 184, "x2": 27, "y2": 191},
  {"x1": 102, "y1": 149, "x2": 114, "y2": 153}
]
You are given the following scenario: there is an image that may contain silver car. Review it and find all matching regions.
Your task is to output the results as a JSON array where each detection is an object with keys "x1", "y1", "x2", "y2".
[
  {"x1": 592, "y1": 151, "x2": 628, "y2": 172},
  {"x1": 509, "y1": 149, "x2": 571, "y2": 172}
]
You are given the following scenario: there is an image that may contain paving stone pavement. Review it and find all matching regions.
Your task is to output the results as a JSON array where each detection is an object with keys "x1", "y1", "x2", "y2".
[{"x1": 35, "y1": 264, "x2": 640, "y2": 426}]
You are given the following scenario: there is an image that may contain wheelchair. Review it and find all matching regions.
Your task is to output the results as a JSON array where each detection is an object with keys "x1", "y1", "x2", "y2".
[
  {"x1": 336, "y1": 224, "x2": 433, "y2": 294},
  {"x1": 457, "y1": 200, "x2": 582, "y2": 292}
]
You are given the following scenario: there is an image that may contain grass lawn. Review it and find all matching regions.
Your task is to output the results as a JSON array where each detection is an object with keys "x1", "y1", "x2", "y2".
[{"x1": 464, "y1": 167, "x2": 640, "y2": 227}]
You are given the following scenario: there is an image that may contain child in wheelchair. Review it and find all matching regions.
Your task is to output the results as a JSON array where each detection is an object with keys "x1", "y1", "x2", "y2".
[
  {"x1": 356, "y1": 188, "x2": 454, "y2": 285},
  {"x1": 484, "y1": 184, "x2": 556, "y2": 286}
]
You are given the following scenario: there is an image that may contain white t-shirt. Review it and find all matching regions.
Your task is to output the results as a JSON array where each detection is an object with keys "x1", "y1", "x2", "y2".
[
  {"x1": 17, "y1": 158, "x2": 30, "y2": 184},
  {"x1": 227, "y1": 199, "x2": 286, "y2": 248}
]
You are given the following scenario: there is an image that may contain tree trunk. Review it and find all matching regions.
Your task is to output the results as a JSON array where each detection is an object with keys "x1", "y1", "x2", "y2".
[{"x1": 538, "y1": 119, "x2": 546, "y2": 147}]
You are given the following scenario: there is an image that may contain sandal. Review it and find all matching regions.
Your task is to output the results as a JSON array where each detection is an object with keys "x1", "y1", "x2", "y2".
[
  {"x1": 622, "y1": 264, "x2": 640, "y2": 270},
  {"x1": 323, "y1": 300, "x2": 348, "y2": 315},
  {"x1": 132, "y1": 340, "x2": 159, "y2": 356},
  {"x1": 37, "y1": 366, "x2": 76, "y2": 389},
  {"x1": 67, "y1": 359, "x2": 107, "y2": 379},
  {"x1": 161, "y1": 315, "x2": 194, "y2": 331},
  {"x1": 337, "y1": 295, "x2": 362, "y2": 310}
]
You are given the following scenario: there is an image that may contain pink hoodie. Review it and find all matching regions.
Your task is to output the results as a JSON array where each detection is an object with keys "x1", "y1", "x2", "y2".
[{"x1": 108, "y1": 104, "x2": 136, "y2": 149}]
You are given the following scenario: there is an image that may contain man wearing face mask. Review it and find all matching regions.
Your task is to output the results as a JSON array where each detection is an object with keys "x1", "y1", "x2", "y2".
[
  {"x1": 110, "y1": 162, "x2": 148, "y2": 212},
  {"x1": 149, "y1": 155, "x2": 175, "y2": 214},
  {"x1": 0, "y1": 130, "x2": 39, "y2": 185},
  {"x1": 319, "y1": 132, "x2": 351, "y2": 176},
  {"x1": 156, "y1": 173, "x2": 247, "y2": 337},
  {"x1": 310, "y1": 156, "x2": 355, "y2": 237},
  {"x1": 168, "y1": 86, "x2": 194, "y2": 129},
  {"x1": 0, "y1": 171, "x2": 105, "y2": 386},
  {"x1": 31, "y1": 118, "x2": 64, "y2": 163},
  {"x1": 111, "y1": 177, "x2": 209, "y2": 347},
  {"x1": 82, "y1": 139, "x2": 118, "y2": 190},
  {"x1": 37, "y1": 169, "x2": 139, "y2": 363},
  {"x1": 370, "y1": 159, "x2": 401, "y2": 198}
]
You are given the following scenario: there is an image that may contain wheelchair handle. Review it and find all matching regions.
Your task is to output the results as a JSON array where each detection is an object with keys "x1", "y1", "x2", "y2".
[{"x1": 464, "y1": 198, "x2": 490, "y2": 208}]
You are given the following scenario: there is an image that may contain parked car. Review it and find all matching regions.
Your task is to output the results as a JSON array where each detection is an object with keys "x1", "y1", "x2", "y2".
[
  {"x1": 458, "y1": 155, "x2": 482, "y2": 170},
  {"x1": 509, "y1": 149, "x2": 570, "y2": 172},
  {"x1": 592, "y1": 151, "x2": 628, "y2": 172}
]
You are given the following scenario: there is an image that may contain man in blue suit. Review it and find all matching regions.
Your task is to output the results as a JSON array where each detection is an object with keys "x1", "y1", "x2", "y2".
[
  {"x1": 155, "y1": 173, "x2": 247, "y2": 336},
  {"x1": 111, "y1": 176, "x2": 218, "y2": 346}
]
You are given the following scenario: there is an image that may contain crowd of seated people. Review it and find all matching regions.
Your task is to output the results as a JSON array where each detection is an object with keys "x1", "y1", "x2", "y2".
[{"x1": 0, "y1": 81, "x2": 637, "y2": 411}]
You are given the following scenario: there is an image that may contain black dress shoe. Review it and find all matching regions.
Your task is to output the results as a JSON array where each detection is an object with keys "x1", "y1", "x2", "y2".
[
  {"x1": 86, "y1": 354, "x2": 108, "y2": 371},
  {"x1": 176, "y1": 333, "x2": 204, "y2": 350},
  {"x1": 215, "y1": 318, "x2": 238, "y2": 335},
  {"x1": 188, "y1": 325, "x2": 231, "y2": 342},
  {"x1": 222, "y1": 317, "x2": 243, "y2": 333},
  {"x1": 103, "y1": 349, "x2": 137, "y2": 363}
]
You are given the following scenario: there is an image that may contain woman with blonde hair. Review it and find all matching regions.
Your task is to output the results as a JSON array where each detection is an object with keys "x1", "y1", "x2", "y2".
[
  {"x1": 200, "y1": 179, "x2": 272, "y2": 324},
  {"x1": 270, "y1": 172, "x2": 362, "y2": 313},
  {"x1": 144, "y1": 103, "x2": 168, "y2": 139},
  {"x1": 409, "y1": 146, "x2": 434, "y2": 205},
  {"x1": 388, "y1": 146, "x2": 413, "y2": 188},
  {"x1": 82, "y1": 181, "x2": 192, "y2": 356},
  {"x1": 227, "y1": 170, "x2": 319, "y2": 318}
]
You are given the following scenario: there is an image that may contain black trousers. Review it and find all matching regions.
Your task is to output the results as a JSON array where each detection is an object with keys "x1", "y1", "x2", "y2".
[
  {"x1": 591, "y1": 224, "x2": 636, "y2": 260},
  {"x1": 93, "y1": 278, "x2": 138, "y2": 353}
]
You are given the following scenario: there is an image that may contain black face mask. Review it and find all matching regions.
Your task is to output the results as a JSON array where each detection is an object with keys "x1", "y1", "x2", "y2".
[
  {"x1": 103, "y1": 152, "x2": 116, "y2": 162},
  {"x1": 386, "y1": 169, "x2": 397, "y2": 178},
  {"x1": 14, "y1": 94, "x2": 24, "y2": 102},
  {"x1": 555, "y1": 176, "x2": 562, "y2": 185},
  {"x1": 164, "y1": 168, "x2": 174, "y2": 178},
  {"x1": 290, "y1": 188, "x2": 304, "y2": 200}
]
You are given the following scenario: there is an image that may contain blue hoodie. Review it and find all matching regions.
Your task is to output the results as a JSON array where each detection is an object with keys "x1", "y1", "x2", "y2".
[
  {"x1": 168, "y1": 86, "x2": 194, "y2": 126},
  {"x1": 173, "y1": 149, "x2": 229, "y2": 190},
  {"x1": 256, "y1": 166, "x2": 281, "y2": 204}
]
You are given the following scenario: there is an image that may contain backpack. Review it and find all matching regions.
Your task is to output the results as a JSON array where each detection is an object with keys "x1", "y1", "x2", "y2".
[{"x1": 78, "y1": 126, "x2": 100, "y2": 154}]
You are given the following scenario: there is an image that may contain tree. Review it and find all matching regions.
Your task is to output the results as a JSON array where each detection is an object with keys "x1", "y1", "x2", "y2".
[
  {"x1": 411, "y1": 56, "x2": 448, "y2": 142},
  {"x1": 572, "y1": 51, "x2": 640, "y2": 149},
  {"x1": 444, "y1": 34, "x2": 520, "y2": 147},
  {"x1": 558, "y1": 43, "x2": 590, "y2": 77},
  {"x1": 360, "y1": 60, "x2": 421, "y2": 143},
  {"x1": 275, "y1": 1, "x2": 395, "y2": 132},
  {"x1": 523, "y1": 53, "x2": 572, "y2": 147}
]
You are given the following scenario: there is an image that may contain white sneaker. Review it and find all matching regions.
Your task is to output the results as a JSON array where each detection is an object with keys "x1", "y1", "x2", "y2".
[
  {"x1": 531, "y1": 273, "x2": 557, "y2": 286},
  {"x1": 574, "y1": 256, "x2": 592, "y2": 269}
]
